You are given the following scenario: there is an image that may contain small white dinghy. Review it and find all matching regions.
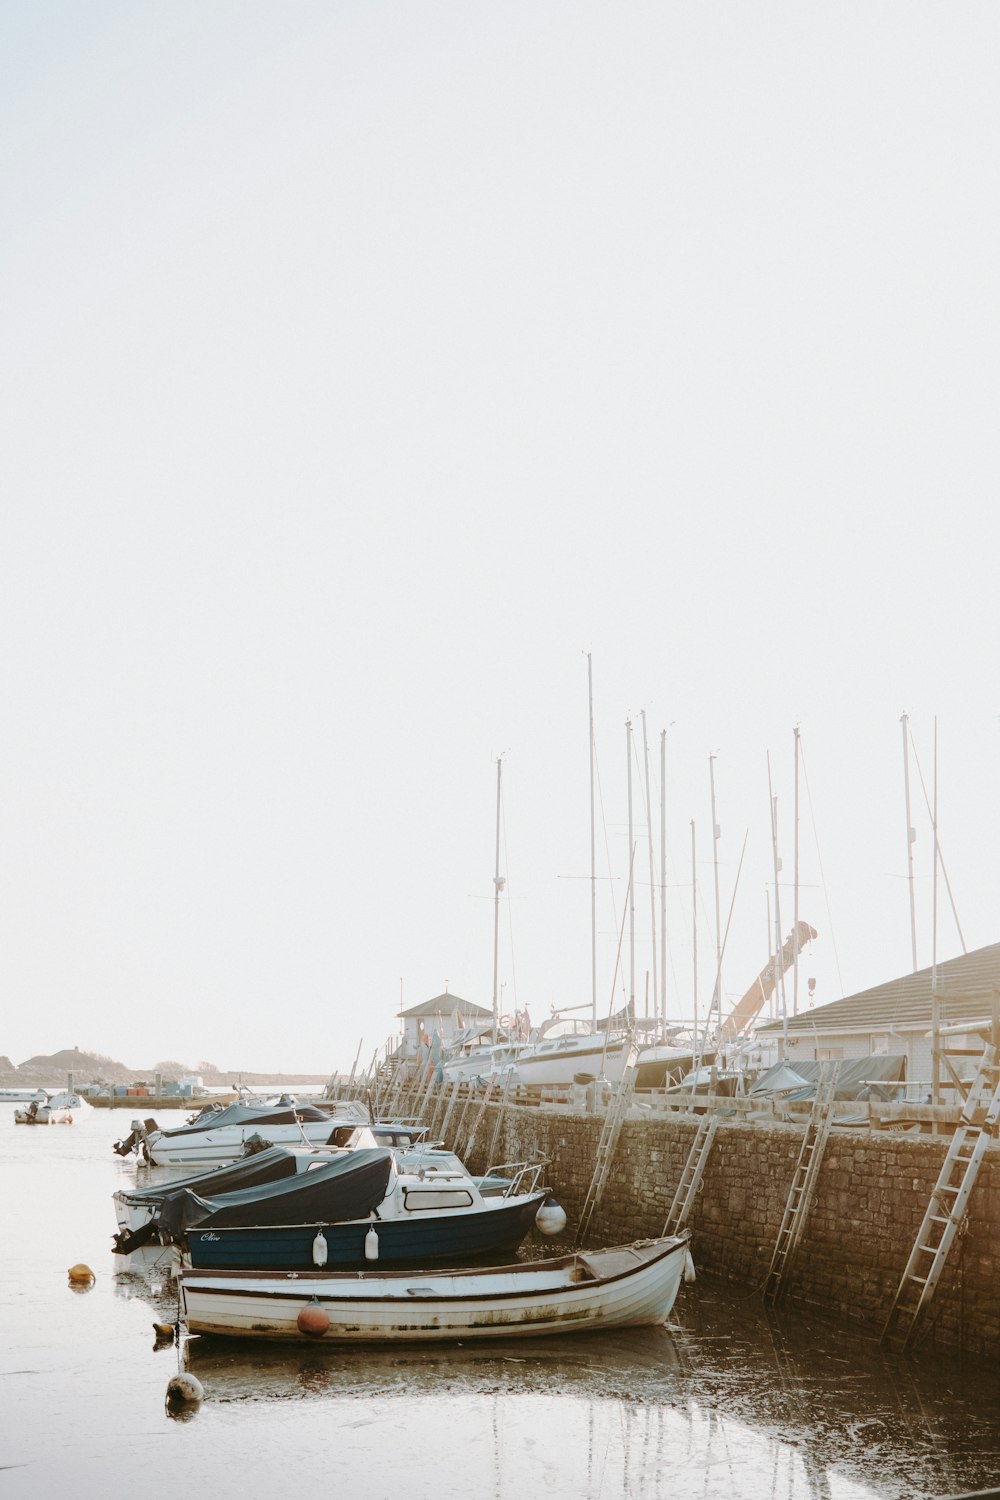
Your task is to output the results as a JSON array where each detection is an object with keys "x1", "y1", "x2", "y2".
[
  {"x1": 14, "y1": 1090, "x2": 87, "y2": 1124},
  {"x1": 179, "y1": 1233, "x2": 692, "y2": 1343}
]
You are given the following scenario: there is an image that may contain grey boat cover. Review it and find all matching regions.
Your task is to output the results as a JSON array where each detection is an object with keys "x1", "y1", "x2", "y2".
[
  {"x1": 749, "y1": 1064, "x2": 812, "y2": 1096},
  {"x1": 118, "y1": 1145, "x2": 300, "y2": 1208},
  {"x1": 159, "y1": 1102, "x2": 331, "y2": 1138},
  {"x1": 751, "y1": 1055, "x2": 906, "y2": 1102},
  {"x1": 156, "y1": 1147, "x2": 393, "y2": 1234}
]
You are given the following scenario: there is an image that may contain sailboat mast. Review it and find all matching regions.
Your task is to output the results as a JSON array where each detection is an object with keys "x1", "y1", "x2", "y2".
[
  {"x1": 491, "y1": 756, "x2": 503, "y2": 1040},
  {"x1": 709, "y1": 754, "x2": 722, "y2": 1034},
  {"x1": 588, "y1": 655, "x2": 597, "y2": 1029},
  {"x1": 691, "y1": 819, "x2": 697, "y2": 1037},
  {"x1": 765, "y1": 889, "x2": 773, "y2": 1020},
  {"x1": 642, "y1": 710, "x2": 658, "y2": 1022},
  {"x1": 932, "y1": 717, "x2": 939, "y2": 984},
  {"x1": 767, "y1": 752, "x2": 786, "y2": 1056},
  {"x1": 660, "y1": 727, "x2": 667, "y2": 1030},
  {"x1": 793, "y1": 725, "x2": 800, "y2": 1017},
  {"x1": 901, "y1": 711, "x2": 918, "y2": 971},
  {"x1": 627, "y1": 719, "x2": 635, "y2": 1015}
]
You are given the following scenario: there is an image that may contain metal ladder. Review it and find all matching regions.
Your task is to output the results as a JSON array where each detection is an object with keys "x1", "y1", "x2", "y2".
[
  {"x1": 882, "y1": 1045, "x2": 1000, "y2": 1353},
  {"x1": 762, "y1": 1063, "x2": 837, "y2": 1306},
  {"x1": 663, "y1": 1111, "x2": 722, "y2": 1235},
  {"x1": 574, "y1": 1056, "x2": 638, "y2": 1248},
  {"x1": 464, "y1": 1080, "x2": 497, "y2": 1161},
  {"x1": 436, "y1": 1081, "x2": 462, "y2": 1147},
  {"x1": 485, "y1": 1069, "x2": 516, "y2": 1167}
]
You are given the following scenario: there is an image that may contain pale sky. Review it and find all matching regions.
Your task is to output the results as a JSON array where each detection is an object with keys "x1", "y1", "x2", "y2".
[{"x1": 2, "y1": 2, "x2": 998, "y2": 1073}]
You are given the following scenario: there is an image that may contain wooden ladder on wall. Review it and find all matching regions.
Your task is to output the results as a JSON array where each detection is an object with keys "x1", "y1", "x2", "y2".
[
  {"x1": 663, "y1": 1111, "x2": 722, "y2": 1236},
  {"x1": 574, "y1": 1056, "x2": 638, "y2": 1248},
  {"x1": 762, "y1": 1063, "x2": 838, "y2": 1307},
  {"x1": 881, "y1": 1045, "x2": 1000, "y2": 1353}
]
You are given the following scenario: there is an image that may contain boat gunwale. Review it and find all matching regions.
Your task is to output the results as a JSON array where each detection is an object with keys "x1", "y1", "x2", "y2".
[
  {"x1": 184, "y1": 1187, "x2": 549, "y2": 1238},
  {"x1": 180, "y1": 1233, "x2": 689, "y2": 1305}
]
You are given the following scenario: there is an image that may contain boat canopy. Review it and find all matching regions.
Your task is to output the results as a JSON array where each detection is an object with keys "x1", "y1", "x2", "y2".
[
  {"x1": 751, "y1": 1055, "x2": 906, "y2": 1101},
  {"x1": 155, "y1": 1147, "x2": 394, "y2": 1235},
  {"x1": 160, "y1": 1102, "x2": 331, "y2": 1137},
  {"x1": 749, "y1": 1063, "x2": 812, "y2": 1096},
  {"x1": 118, "y1": 1145, "x2": 301, "y2": 1208}
]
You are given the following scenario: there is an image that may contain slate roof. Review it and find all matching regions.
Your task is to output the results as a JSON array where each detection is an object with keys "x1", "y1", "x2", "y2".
[
  {"x1": 398, "y1": 992, "x2": 491, "y2": 1020},
  {"x1": 757, "y1": 942, "x2": 1000, "y2": 1036}
]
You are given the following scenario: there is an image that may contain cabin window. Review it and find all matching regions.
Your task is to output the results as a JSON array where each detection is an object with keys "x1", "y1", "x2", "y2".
[{"x1": 403, "y1": 1188, "x2": 473, "y2": 1212}]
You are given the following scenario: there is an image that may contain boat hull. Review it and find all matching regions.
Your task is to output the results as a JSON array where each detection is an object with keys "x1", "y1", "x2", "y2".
[
  {"x1": 185, "y1": 1191, "x2": 547, "y2": 1271},
  {"x1": 145, "y1": 1119, "x2": 340, "y2": 1167},
  {"x1": 514, "y1": 1040, "x2": 631, "y2": 1088},
  {"x1": 14, "y1": 1091, "x2": 85, "y2": 1124},
  {"x1": 180, "y1": 1235, "x2": 690, "y2": 1342}
]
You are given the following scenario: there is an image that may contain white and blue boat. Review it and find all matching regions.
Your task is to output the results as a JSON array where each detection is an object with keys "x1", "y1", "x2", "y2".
[
  {"x1": 114, "y1": 1143, "x2": 559, "y2": 1271},
  {"x1": 183, "y1": 1153, "x2": 552, "y2": 1271}
]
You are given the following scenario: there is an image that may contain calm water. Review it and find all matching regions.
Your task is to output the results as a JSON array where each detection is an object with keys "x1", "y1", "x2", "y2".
[{"x1": 2, "y1": 1108, "x2": 999, "y2": 1500}]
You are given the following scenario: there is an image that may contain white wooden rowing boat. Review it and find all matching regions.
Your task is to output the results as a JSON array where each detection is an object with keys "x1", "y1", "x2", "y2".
[{"x1": 179, "y1": 1233, "x2": 691, "y2": 1342}]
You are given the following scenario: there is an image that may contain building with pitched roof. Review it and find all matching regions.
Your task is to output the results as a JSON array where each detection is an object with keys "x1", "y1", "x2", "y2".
[
  {"x1": 396, "y1": 990, "x2": 492, "y2": 1060},
  {"x1": 757, "y1": 941, "x2": 1000, "y2": 1087}
]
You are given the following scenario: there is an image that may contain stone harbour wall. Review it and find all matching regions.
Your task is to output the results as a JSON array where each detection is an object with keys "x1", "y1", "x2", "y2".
[{"x1": 433, "y1": 1098, "x2": 1000, "y2": 1360}]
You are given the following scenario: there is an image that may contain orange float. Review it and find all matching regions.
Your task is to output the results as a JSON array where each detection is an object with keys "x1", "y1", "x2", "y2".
[{"x1": 296, "y1": 1302, "x2": 331, "y2": 1337}]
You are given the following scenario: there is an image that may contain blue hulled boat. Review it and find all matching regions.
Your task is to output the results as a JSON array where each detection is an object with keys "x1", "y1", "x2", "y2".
[
  {"x1": 114, "y1": 1140, "x2": 558, "y2": 1271},
  {"x1": 185, "y1": 1186, "x2": 548, "y2": 1270}
]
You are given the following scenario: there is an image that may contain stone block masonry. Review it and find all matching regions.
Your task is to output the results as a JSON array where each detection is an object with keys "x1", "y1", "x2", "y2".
[{"x1": 431, "y1": 1096, "x2": 1000, "y2": 1361}]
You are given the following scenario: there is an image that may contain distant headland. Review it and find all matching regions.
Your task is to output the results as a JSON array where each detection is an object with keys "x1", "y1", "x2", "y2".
[{"x1": 0, "y1": 1047, "x2": 328, "y2": 1088}]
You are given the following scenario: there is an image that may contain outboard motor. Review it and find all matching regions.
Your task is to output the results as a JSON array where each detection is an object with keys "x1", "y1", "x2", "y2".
[
  {"x1": 242, "y1": 1133, "x2": 272, "y2": 1157},
  {"x1": 113, "y1": 1220, "x2": 159, "y2": 1256},
  {"x1": 112, "y1": 1118, "x2": 158, "y2": 1157}
]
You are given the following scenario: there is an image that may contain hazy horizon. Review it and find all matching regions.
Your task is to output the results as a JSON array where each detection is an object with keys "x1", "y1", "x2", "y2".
[{"x1": 3, "y1": 4, "x2": 998, "y2": 1074}]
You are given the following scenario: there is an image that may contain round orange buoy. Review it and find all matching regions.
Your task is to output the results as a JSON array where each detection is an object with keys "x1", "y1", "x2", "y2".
[
  {"x1": 68, "y1": 1263, "x2": 94, "y2": 1283},
  {"x1": 297, "y1": 1302, "x2": 330, "y2": 1338}
]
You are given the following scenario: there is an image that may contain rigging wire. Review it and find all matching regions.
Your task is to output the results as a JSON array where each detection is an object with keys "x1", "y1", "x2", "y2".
[
  {"x1": 798, "y1": 739, "x2": 845, "y2": 996},
  {"x1": 690, "y1": 830, "x2": 748, "y2": 1084},
  {"x1": 906, "y1": 723, "x2": 967, "y2": 954},
  {"x1": 593, "y1": 734, "x2": 628, "y2": 1008},
  {"x1": 499, "y1": 785, "x2": 519, "y2": 1014}
]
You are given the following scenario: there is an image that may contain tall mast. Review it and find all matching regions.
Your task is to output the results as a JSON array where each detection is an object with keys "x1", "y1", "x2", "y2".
[
  {"x1": 709, "y1": 754, "x2": 722, "y2": 1034},
  {"x1": 588, "y1": 655, "x2": 597, "y2": 1028},
  {"x1": 642, "y1": 710, "x2": 658, "y2": 1023},
  {"x1": 901, "y1": 711, "x2": 918, "y2": 971},
  {"x1": 660, "y1": 727, "x2": 667, "y2": 1030},
  {"x1": 691, "y1": 819, "x2": 697, "y2": 1036},
  {"x1": 773, "y1": 888, "x2": 779, "y2": 1020},
  {"x1": 627, "y1": 719, "x2": 635, "y2": 1015},
  {"x1": 491, "y1": 756, "x2": 503, "y2": 1040},
  {"x1": 932, "y1": 717, "x2": 939, "y2": 985},
  {"x1": 767, "y1": 752, "x2": 786, "y2": 1056},
  {"x1": 793, "y1": 725, "x2": 800, "y2": 1017}
]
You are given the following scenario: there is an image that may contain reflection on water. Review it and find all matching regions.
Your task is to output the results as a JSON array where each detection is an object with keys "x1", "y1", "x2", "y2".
[{"x1": 2, "y1": 1113, "x2": 1000, "y2": 1498}]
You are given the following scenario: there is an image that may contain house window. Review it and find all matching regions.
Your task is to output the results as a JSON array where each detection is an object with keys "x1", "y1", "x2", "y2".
[{"x1": 817, "y1": 1047, "x2": 844, "y2": 1061}]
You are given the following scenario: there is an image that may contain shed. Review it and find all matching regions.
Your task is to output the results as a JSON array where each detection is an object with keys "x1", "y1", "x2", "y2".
[{"x1": 396, "y1": 992, "x2": 491, "y2": 1060}]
